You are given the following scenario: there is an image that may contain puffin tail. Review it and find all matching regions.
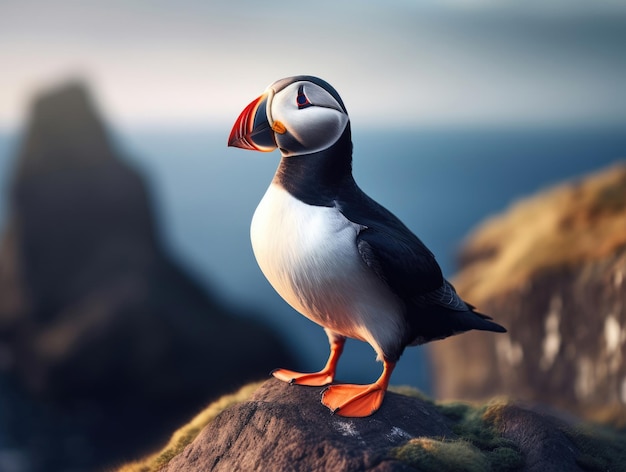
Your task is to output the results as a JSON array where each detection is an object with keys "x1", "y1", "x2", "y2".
[
  {"x1": 463, "y1": 309, "x2": 507, "y2": 333},
  {"x1": 456, "y1": 299, "x2": 507, "y2": 333},
  {"x1": 413, "y1": 283, "x2": 507, "y2": 342}
]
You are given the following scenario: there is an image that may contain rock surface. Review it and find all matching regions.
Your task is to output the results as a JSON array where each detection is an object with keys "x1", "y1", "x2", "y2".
[
  {"x1": 432, "y1": 163, "x2": 626, "y2": 423},
  {"x1": 123, "y1": 379, "x2": 625, "y2": 472},
  {"x1": 166, "y1": 379, "x2": 442, "y2": 472},
  {"x1": 0, "y1": 82, "x2": 294, "y2": 472}
]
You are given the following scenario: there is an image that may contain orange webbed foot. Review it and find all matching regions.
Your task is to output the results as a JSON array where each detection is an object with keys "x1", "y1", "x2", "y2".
[
  {"x1": 320, "y1": 359, "x2": 396, "y2": 417},
  {"x1": 272, "y1": 368, "x2": 334, "y2": 387},
  {"x1": 272, "y1": 336, "x2": 345, "y2": 387},
  {"x1": 321, "y1": 382, "x2": 387, "y2": 417}
]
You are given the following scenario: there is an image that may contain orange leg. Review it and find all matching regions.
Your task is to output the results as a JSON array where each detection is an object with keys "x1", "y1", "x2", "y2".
[
  {"x1": 321, "y1": 359, "x2": 396, "y2": 417},
  {"x1": 272, "y1": 336, "x2": 345, "y2": 387}
]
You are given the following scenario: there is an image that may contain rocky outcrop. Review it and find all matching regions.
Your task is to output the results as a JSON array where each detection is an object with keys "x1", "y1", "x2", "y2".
[
  {"x1": 0, "y1": 82, "x2": 294, "y2": 472},
  {"x1": 119, "y1": 379, "x2": 626, "y2": 472},
  {"x1": 431, "y1": 163, "x2": 626, "y2": 423}
]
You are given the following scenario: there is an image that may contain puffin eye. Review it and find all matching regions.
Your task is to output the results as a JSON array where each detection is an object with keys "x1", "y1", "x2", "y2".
[{"x1": 296, "y1": 85, "x2": 312, "y2": 109}]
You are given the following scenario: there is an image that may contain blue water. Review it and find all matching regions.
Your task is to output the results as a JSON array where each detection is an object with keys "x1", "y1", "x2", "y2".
[{"x1": 1, "y1": 126, "x2": 625, "y2": 393}]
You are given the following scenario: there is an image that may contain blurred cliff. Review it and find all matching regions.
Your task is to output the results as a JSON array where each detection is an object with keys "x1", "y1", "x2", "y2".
[
  {"x1": 432, "y1": 163, "x2": 626, "y2": 425},
  {"x1": 0, "y1": 82, "x2": 294, "y2": 472}
]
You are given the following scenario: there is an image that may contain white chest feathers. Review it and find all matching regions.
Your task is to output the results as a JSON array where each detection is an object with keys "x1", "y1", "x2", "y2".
[{"x1": 250, "y1": 183, "x2": 404, "y2": 357}]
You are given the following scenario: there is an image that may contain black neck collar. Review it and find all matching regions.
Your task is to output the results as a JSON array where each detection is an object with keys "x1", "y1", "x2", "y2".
[{"x1": 274, "y1": 125, "x2": 355, "y2": 206}]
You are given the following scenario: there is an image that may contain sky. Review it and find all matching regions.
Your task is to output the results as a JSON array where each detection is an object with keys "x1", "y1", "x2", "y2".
[{"x1": 1, "y1": 0, "x2": 626, "y2": 130}]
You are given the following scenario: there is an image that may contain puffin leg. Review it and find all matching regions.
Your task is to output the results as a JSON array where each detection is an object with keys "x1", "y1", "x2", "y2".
[
  {"x1": 321, "y1": 359, "x2": 396, "y2": 417},
  {"x1": 272, "y1": 336, "x2": 345, "y2": 386}
]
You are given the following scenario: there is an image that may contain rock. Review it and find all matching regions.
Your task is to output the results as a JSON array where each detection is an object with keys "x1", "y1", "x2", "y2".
[
  {"x1": 484, "y1": 404, "x2": 580, "y2": 472},
  {"x1": 166, "y1": 379, "x2": 444, "y2": 472},
  {"x1": 431, "y1": 163, "x2": 626, "y2": 423},
  {"x1": 0, "y1": 82, "x2": 294, "y2": 471},
  {"x1": 119, "y1": 379, "x2": 626, "y2": 472}
]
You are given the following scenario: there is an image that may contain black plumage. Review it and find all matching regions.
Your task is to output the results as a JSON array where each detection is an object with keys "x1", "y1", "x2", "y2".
[
  {"x1": 274, "y1": 119, "x2": 505, "y2": 361},
  {"x1": 229, "y1": 75, "x2": 506, "y2": 417}
]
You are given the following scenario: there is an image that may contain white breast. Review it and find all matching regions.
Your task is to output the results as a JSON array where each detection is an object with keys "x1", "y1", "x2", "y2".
[{"x1": 250, "y1": 183, "x2": 404, "y2": 360}]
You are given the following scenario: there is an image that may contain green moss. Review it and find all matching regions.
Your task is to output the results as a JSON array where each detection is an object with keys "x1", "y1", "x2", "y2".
[
  {"x1": 487, "y1": 446, "x2": 525, "y2": 471},
  {"x1": 393, "y1": 438, "x2": 489, "y2": 472},
  {"x1": 482, "y1": 402, "x2": 508, "y2": 428},
  {"x1": 388, "y1": 385, "x2": 434, "y2": 403},
  {"x1": 393, "y1": 398, "x2": 524, "y2": 472}
]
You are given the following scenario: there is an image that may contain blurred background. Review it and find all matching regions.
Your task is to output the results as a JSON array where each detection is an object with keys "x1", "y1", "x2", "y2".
[{"x1": 0, "y1": 1, "x2": 625, "y2": 471}]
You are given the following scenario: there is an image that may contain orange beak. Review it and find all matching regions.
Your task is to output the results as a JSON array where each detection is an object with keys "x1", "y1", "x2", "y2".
[{"x1": 228, "y1": 94, "x2": 277, "y2": 152}]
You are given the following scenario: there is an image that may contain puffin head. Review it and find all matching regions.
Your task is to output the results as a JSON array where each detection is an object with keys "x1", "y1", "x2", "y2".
[{"x1": 228, "y1": 76, "x2": 349, "y2": 158}]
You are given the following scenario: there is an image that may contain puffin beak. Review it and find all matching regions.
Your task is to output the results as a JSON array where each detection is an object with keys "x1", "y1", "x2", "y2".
[{"x1": 228, "y1": 93, "x2": 277, "y2": 152}]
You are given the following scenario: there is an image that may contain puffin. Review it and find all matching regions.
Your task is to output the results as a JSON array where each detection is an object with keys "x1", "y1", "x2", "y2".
[{"x1": 228, "y1": 75, "x2": 506, "y2": 417}]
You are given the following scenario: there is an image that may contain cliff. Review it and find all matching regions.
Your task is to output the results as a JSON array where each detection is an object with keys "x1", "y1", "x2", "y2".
[
  {"x1": 0, "y1": 82, "x2": 294, "y2": 472},
  {"x1": 432, "y1": 163, "x2": 626, "y2": 423},
  {"x1": 119, "y1": 379, "x2": 626, "y2": 472}
]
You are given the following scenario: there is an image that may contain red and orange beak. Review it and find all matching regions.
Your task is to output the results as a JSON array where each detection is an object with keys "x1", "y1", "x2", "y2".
[{"x1": 228, "y1": 93, "x2": 277, "y2": 152}]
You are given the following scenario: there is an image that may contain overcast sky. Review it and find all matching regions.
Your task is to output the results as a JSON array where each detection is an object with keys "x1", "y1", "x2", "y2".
[{"x1": 1, "y1": 0, "x2": 625, "y2": 129}]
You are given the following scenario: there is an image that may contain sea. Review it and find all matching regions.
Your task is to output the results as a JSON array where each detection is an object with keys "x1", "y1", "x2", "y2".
[{"x1": 0, "y1": 126, "x2": 625, "y2": 396}]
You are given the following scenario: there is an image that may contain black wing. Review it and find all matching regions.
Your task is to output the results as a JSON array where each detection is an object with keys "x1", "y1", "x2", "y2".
[
  {"x1": 337, "y1": 187, "x2": 444, "y2": 301},
  {"x1": 337, "y1": 182, "x2": 506, "y2": 337}
]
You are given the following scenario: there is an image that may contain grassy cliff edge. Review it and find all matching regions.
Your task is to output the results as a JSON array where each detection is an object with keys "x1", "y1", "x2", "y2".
[{"x1": 117, "y1": 382, "x2": 626, "y2": 472}]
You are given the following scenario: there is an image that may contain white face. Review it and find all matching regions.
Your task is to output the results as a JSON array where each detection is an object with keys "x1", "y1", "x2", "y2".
[{"x1": 265, "y1": 81, "x2": 349, "y2": 157}]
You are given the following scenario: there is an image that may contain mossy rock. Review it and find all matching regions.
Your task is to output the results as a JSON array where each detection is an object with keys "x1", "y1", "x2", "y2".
[
  {"x1": 118, "y1": 381, "x2": 626, "y2": 472},
  {"x1": 562, "y1": 423, "x2": 626, "y2": 471},
  {"x1": 392, "y1": 395, "x2": 524, "y2": 472}
]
